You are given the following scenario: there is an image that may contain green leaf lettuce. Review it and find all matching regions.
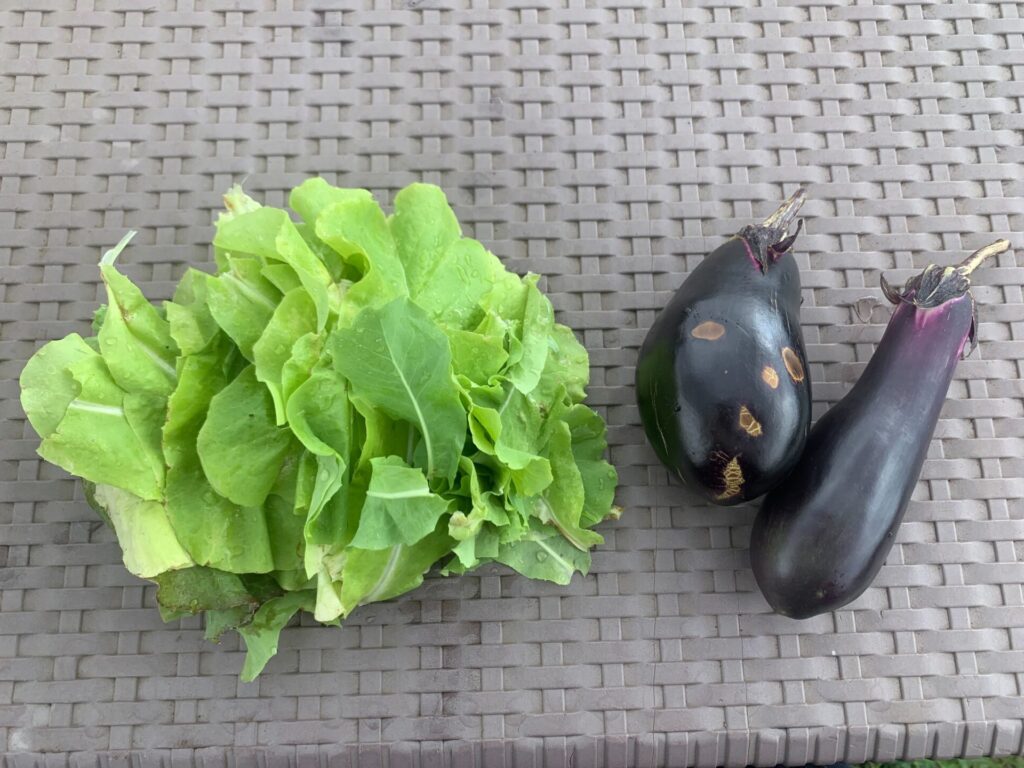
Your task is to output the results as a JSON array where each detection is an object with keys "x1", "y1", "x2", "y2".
[{"x1": 18, "y1": 179, "x2": 619, "y2": 679}]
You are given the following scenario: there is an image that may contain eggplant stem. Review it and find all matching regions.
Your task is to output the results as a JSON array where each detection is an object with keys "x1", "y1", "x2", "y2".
[
  {"x1": 761, "y1": 187, "x2": 806, "y2": 233},
  {"x1": 957, "y1": 239, "x2": 1011, "y2": 277}
]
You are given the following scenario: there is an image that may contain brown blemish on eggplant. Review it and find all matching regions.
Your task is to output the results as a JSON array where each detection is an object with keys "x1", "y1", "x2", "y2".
[
  {"x1": 762, "y1": 365, "x2": 779, "y2": 389},
  {"x1": 782, "y1": 347, "x2": 805, "y2": 383},
  {"x1": 738, "y1": 405, "x2": 762, "y2": 437},
  {"x1": 716, "y1": 456, "x2": 744, "y2": 500},
  {"x1": 691, "y1": 321, "x2": 725, "y2": 341}
]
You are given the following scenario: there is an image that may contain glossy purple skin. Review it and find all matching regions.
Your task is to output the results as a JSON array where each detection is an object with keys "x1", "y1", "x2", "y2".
[
  {"x1": 635, "y1": 236, "x2": 812, "y2": 506},
  {"x1": 751, "y1": 291, "x2": 973, "y2": 619}
]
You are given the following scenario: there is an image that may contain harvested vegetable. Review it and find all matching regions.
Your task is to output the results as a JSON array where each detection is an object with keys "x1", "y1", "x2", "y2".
[
  {"x1": 751, "y1": 240, "x2": 1011, "y2": 618},
  {"x1": 635, "y1": 190, "x2": 811, "y2": 505},
  {"x1": 19, "y1": 179, "x2": 618, "y2": 679}
]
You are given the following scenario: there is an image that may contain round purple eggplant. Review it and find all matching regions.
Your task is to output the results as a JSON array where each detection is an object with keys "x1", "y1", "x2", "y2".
[
  {"x1": 751, "y1": 239, "x2": 1011, "y2": 618},
  {"x1": 636, "y1": 190, "x2": 812, "y2": 505}
]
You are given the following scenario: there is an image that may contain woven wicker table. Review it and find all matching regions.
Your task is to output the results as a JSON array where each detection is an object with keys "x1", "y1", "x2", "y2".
[{"x1": 3, "y1": 2, "x2": 1023, "y2": 765}]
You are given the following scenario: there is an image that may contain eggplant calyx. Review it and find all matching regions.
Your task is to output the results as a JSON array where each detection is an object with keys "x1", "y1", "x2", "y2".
[
  {"x1": 881, "y1": 239, "x2": 1011, "y2": 307},
  {"x1": 880, "y1": 239, "x2": 1012, "y2": 358},
  {"x1": 737, "y1": 188, "x2": 806, "y2": 273},
  {"x1": 964, "y1": 298, "x2": 980, "y2": 359},
  {"x1": 883, "y1": 266, "x2": 981, "y2": 358},
  {"x1": 770, "y1": 219, "x2": 804, "y2": 258}
]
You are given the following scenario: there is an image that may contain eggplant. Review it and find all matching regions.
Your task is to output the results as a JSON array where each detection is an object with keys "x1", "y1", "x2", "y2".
[
  {"x1": 751, "y1": 239, "x2": 1011, "y2": 618},
  {"x1": 635, "y1": 190, "x2": 811, "y2": 505}
]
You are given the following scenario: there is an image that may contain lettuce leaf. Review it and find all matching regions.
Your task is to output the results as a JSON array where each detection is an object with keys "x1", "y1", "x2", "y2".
[
  {"x1": 196, "y1": 366, "x2": 294, "y2": 508},
  {"x1": 350, "y1": 456, "x2": 451, "y2": 549},
  {"x1": 330, "y1": 298, "x2": 465, "y2": 483},
  {"x1": 97, "y1": 232, "x2": 178, "y2": 396}
]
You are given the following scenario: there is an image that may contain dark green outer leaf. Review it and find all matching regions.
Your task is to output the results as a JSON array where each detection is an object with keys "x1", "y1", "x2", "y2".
[{"x1": 154, "y1": 566, "x2": 258, "y2": 614}]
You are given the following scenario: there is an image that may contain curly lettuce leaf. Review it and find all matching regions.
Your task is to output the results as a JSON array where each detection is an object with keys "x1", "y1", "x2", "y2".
[
  {"x1": 214, "y1": 204, "x2": 334, "y2": 332},
  {"x1": 339, "y1": 528, "x2": 453, "y2": 617},
  {"x1": 315, "y1": 197, "x2": 406, "y2": 314},
  {"x1": 331, "y1": 298, "x2": 465, "y2": 483},
  {"x1": 533, "y1": 420, "x2": 603, "y2": 550},
  {"x1": 165, "y1": 268, "x2": 221, "y2": 357},
  {"x1": 204, "y1": 255, "x2": 281, "y2": 360},
  {"x1": 535, "y1": 323, "x2": 589, "y2": 405},
  {"x1": 465, "y1": 382, "x2": 552, "y2": 496},
  {"x1": 286, "y1": 365, "x2": 353, "y2": 554},
  {"x1": 239, "y1": 590, "x2": 316, "y2": 681},
  {"x1": 161, "y1": 346, "x2": 277, "y2": 574},
  {"x1": 97, "y1": 232, "x2": 178, "y2": 397},
  {"x1": 448, "y1": 326, "x2": 508, "y2": 384},
  {"x1": 89, "y1": 483, "x2": 193, "y2": 578},
  {"x1": 20, "y1": 334, "x2": 97, "y2": 440},
  {"x1": 289, "y1": 177, "x2": 374, "y2": 226},
  {"x1": 448, "y1": 457, "x2": 507, "y2": 543},
  {"x1": 350, "y1": 456, "x2": 451, "y2": 549},
  {"x1": 26, "y1": 348, "x2": 166, "y2": 501},
  {"x1": 507, "y1": 276, "x2": 554, "y2": 395},
  {"x1": 495, "y1": 520, "x2": 592, "y2": 586},
  {"x1": 253, "y1": 287, "x2": 318, "y2": 424},
  {"x1": 197, "y1": 365, "x2": 294, "y2": 508},
  {"x1": 564, "y1": 404, "x2": 619, "y2": 527}
]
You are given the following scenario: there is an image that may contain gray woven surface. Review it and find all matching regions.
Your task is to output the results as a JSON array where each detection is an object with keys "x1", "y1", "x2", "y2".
[{"x1": 2, "y1": 1, "x2": 1024, "y2": 765}]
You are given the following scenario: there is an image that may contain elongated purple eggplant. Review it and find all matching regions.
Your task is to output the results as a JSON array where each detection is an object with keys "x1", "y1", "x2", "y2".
[
  {"x1": 636, "y1": 191, "x2": 811, "y2": 505},
  {"x1": 751, "y1": 240, "x2": 1011, "y2": 618}
]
